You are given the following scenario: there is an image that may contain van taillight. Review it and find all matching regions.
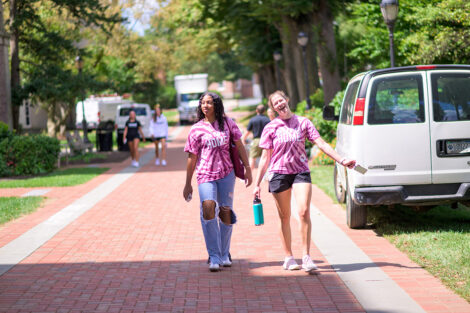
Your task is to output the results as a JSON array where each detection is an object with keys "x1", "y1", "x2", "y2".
[
  {"x1": 416, "y1": 65, "x2": 436, "y2": 70},
  {"x1": 97, "y1": 112, "x2": 101, "y2": 123},
  {"x1": 353, "y1": 98, "x2": 365, "y2": 125}
]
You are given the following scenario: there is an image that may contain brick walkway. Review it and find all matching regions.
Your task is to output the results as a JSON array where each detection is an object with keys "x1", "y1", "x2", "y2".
[{"x1": 0, "y1": 112, "x2": 468, "y2": 312}]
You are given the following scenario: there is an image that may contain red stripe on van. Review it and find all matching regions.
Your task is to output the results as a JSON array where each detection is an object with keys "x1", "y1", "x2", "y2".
[{"x1": 353, "y1": 98, "x2": 365, "y2": 125}]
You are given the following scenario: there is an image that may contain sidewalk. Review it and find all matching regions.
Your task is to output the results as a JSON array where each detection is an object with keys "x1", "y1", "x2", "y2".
[{"x1": 0, "y1": 113, "x2": 468, "y2": 312}]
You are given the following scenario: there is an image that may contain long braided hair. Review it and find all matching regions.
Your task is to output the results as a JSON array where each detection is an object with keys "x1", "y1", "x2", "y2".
[{"x1": 197, "y1": 92, "x2": 226, "y2": 131}]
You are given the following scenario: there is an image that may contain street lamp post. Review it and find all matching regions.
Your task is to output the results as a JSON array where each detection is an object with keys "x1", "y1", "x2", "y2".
[
  {"x1": 273, "y1": 51, "x2": 282, "y2": 90},
  {"x1": 75, "y1": 55, "x2": 90, "y2": 143},
  {"x1": 380, "y1": 0, "x2": 399, "y2": 67},
  {"x1": 297, "y1": 32, "x2": 311, "y2": 110}
]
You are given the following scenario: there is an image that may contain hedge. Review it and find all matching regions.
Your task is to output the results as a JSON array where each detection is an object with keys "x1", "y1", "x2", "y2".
[{"x1": 0, "y1": 123, "x2": 60, "y2": 177}]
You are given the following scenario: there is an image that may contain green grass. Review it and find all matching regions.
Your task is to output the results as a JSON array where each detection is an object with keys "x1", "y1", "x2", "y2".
[
  {"x1": 164, "y1": 109, "x2": 179, "y2": 126},
  {"x1": 369, "y1": 205, "x2": 470, "y2": 302},
  {"x1": 0, "y1": 196, "x2": 44, "y2": 225},
  {"x1": 309, "y1": 164, "x2": 470, "y2": 302},
  {"x1": 310, "y1": 165, "x2": 336, "y2": 202},
  {"x1": 64, "y1": 152, "x2": 107, "y2": 163},
  {"x1": 0, "y1": 167, "x2": 109, "y2": 188}
]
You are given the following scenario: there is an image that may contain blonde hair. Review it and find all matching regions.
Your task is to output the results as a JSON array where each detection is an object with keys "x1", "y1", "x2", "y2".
[{"x1": 268, "y1": 90, "x2": 289, "y2": 110}]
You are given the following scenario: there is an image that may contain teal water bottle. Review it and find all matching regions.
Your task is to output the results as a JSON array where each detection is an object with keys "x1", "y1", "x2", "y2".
[{"x1": 253, "y1": 197, "x2": 264, "y2": 226}]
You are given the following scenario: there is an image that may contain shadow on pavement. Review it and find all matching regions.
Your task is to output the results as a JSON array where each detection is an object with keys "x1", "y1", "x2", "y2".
[{"x1": 0, "y1": 259, "x2": 364, "y2": 312}]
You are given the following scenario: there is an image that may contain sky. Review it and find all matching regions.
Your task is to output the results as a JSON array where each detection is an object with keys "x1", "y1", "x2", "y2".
[{"x1": 121, "y1": 0, "x2": 161, "y2": 36}]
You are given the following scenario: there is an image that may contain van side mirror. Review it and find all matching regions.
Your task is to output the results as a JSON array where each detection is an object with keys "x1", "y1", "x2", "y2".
[{"x1": 323, "y1": 105, "x2": 339, "y2": 121}]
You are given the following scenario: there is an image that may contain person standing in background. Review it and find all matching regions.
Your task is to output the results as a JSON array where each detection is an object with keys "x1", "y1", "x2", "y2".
[
  {"x1": 241, "y1": 105, "x2": 271, "y2": 170},
  {"x1": 267, "y1": 107, "x2": 276, "y2": 121},
  {"x1": 150, "y1": 104, "x2": 169, "y2": 166}
]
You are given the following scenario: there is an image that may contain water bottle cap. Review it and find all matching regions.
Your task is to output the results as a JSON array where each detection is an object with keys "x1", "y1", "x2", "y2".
[{"x1": 253, "y1": 197, "x2": 261, "y2": 204}]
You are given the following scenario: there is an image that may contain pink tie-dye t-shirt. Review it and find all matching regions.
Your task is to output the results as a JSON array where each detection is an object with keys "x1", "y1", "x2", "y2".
[
  {"x1": 259, "y1": 114, "x2": 320, "y2": 175},
  {"x1": 184, "y1": 117, "x2": 242, "y2": 184}
]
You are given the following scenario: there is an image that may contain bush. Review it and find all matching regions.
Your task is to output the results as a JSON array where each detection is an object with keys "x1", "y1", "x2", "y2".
[
  {"x1": 295, "y1": 89, "x2": 345, "y2": 166},
  {"x1": 0, "y1": 134, "x2": 60, "y2": 177},
  {"x1": 0, "y1": 121, "x2": 13, "y2": 142},
  {"x1": 311, "y1": 138, "x2": 337, "y2": 165}
]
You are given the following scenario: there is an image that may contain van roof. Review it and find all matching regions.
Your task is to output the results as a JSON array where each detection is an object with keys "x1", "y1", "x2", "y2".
[{"x1": 356, "y1": 64, "x2": 470, "y2": 98}]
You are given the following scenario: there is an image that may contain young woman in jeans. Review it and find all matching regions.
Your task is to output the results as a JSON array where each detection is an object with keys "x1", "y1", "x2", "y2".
[
  {"x1": 183, "y1": 92, "x2": 252, "y2": 272},
  {"x1": 253, "y1": 91, "x2": 356, "y2": 272}
]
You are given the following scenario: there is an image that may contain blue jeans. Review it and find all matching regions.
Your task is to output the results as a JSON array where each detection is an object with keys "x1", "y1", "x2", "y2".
[{"x1": 198, "y1": 170, "x2": 237, "y2": 264}]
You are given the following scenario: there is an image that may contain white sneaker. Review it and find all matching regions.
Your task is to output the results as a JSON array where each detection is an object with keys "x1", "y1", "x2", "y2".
[
  {"x1": 221, "y1": 257, "x2": 232, "y2": 267},
  {"x1": 131, "y1": 160, "x2": 138, "y2": 167},
  {"x1": 283, "y1": 256, "x2": 301, "y2": 271},
  {"x1": 302, "y1": 255, "x2": 318, "y2": 272},
  {"x1": 161, "y1": 160, "x2": 167, "y2": 166},
  {"x1": 155, "y1": 158, "x2": 160, "y2": 165},
  {"x1": 133, "y1": 161, "x2": 139, "y2": 167},
  {"x1": 209, "y1": 262, "x2": 220, "y2": 272}
]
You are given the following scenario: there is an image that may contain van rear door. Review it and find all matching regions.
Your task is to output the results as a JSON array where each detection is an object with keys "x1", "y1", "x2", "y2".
[
  {"x1": 429, "y1": 70, "x2": 470, "y2": 183},
  {"x1": 361, "y1": 72, "x2": 432, "y2": 186}
]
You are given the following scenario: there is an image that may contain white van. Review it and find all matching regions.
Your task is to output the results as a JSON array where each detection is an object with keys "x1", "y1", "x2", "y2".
[
  {"x1": 76, "y1": 95, "x2": 132, "y2": 130},
  {"x1": 323, "y1": 65, "x2": 470, "y2": 228},
  {"x1": 115, "y1": 103, "x2": 152, "y2": 150}
]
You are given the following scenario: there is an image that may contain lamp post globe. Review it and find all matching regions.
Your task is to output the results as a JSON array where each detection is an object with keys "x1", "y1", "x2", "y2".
[
  {"x1": 75, "y1": 55, "x2": 90, "y2": 143},
  {"x1": 273, "y1": 51, "x2": 282, "y2": 90},
  {"x1": 380, "y1": 0, "x2": 399, "y2": 67},
  {"x1": 297, "y1": 32, "x2": 311, "y2": 109}
]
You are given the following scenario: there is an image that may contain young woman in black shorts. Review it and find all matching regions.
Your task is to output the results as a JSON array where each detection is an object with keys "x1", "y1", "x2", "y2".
[{"x1": 123, "y1": 110, "x2": 145, "y2": 167}]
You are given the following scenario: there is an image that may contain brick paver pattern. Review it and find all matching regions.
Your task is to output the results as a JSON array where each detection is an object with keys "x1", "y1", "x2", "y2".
[{"x1": 0, "y1": 111, "x2": 468, "y2": 312}]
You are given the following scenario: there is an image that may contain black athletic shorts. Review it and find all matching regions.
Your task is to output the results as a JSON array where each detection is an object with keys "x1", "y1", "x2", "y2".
[
  {"x1": 268, "y1": 172, "x2": 312, "y2": 193},
  {"x1": 126, "y1": 134, "x2": 141, "y2": 142}
]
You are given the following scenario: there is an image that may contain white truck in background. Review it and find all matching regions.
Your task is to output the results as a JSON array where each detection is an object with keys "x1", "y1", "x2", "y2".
[
  {"x1": 174, "y1": 73, "x2": 208, "y2": 124},
  {"x1": 76, "y1": 95, "x2": 132, "y2": 130}
]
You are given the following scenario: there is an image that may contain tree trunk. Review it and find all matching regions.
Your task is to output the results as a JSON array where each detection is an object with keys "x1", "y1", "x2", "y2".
[
  {"x1": 277, "y1": 20, "x2": 300, "y2": 110},
  {"x1": 0, "y1": 1, "x2": 12, "y2": 128},
  {"x1": 314, "y1": 0, "x2": 341, "y2": 106},
  {"x1": 46, "y1": 102, "x2": 68, "y2": 138},
  {"x1": 10, "y1": 0, "x2": 20, "y2": 131},
  {"x1": 257, "y1": 65, "x2": 276, "y2": 99},
  {"x1": 278, "y1": 14, "x2": 320, "y2": 111}
]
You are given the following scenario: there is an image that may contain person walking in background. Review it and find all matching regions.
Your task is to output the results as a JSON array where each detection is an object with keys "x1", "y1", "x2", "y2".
[
  {"x1": 150, "y1": 104, "x2": 168, "y2": 166},
  {"x1": 241, "y1": 104, "x2": 271, "y2": 170},
  {"x1": 183, "y1": 92, "x2": 252, "y2": 272},
  {"x1": 253, "y1": 90, "x2": 356, "y2": 272},
  {"x1": 267, "y1": 107, "x2": 276, "y2": 121},
  {"x1": 123, "y1": 110, "x2": 145, "y2": 167}
]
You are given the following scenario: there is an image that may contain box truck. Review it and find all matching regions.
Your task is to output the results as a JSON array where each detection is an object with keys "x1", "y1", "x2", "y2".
[{"x1": 174, "y1": 73, "x2": 208, "y2": 124}]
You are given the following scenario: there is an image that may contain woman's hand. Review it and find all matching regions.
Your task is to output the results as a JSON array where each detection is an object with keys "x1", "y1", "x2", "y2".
[
  {"x1": 244, "y1": 167, "x2": 253, "y2": 187},
  {"x1": 340, "y1": 158, "x2": 356, "y2": 169},
  {"x1": 183, "y1": 184, "x2": 193, "y2": 201},
  {"x1": 253, "y1": 186, "x2": 261, "y2": 200}
]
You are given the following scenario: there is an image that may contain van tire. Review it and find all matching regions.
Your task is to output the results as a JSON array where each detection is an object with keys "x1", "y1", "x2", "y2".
[
  {"x1": 334, "y1": 165, "x2": 346, "y2": 203},
  {"x1": 346, "y1": 184, "x2": 367, "y2": 229}
]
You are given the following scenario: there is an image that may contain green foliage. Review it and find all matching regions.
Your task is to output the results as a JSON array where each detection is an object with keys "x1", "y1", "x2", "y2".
[
  {"x1": 0, "y1": 122, "x2": 14, "y2": 141},
  {"x1": 156, "y1": 85, "x2": 177, "y2": 109},
  {"x1": 340, "y1": 0, "x2": 470, "y2": 77},
  {"x1": 0, "y1": 134, "x2": 60, "y2": 177},
  {"x1": 0, "y1": 167, "x2": 108, "y2": 188},
  {"x1": 0, "y1": 197, "x2": 44, "y2": 225},
  {"x1": 329, "y1": 89, "x2": 345, "y2": 114},
  {"x1": 311, "y1": 138, "x2": 336, "y2": 166},
  {"x1": 295, "y1": 89, "x2": 338, "y2": 143}
]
